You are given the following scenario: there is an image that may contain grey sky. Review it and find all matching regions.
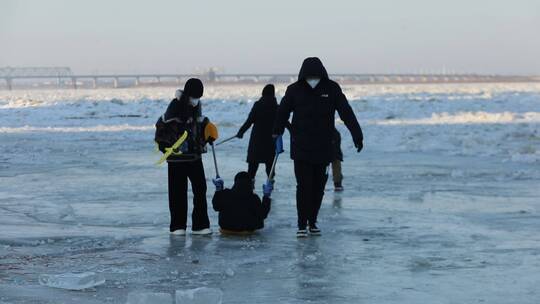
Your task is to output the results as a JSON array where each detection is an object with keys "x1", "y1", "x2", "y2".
[{"x1": 1, "y1": 0, "x2": 539, "y2": 75}]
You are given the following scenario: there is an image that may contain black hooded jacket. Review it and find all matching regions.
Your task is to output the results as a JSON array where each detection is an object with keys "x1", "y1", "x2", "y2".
[
  {"x1": 212, "y1": 177, "x2": 271, "y2": 231},
  {"x1": 154, "y1": 90, "x2": 209, "y2": 162},
  {"x1": 273, "y1": 57, "x2": 363, "y2": 164},
  {"x1": 238, "y1": 85, "x2": 279, "y2": 163}
]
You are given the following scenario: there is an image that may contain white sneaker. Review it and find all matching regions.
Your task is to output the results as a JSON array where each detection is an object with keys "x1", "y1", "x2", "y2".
[
  {"x1": 191, "y1": 228, "x2": 212, "y2": 235},
  {"x1": 170, "y1": 229, "x2": 186, "y2": 236},
  {"x1": 296, "y1": 229, "x2": 308, "y2": 238}
]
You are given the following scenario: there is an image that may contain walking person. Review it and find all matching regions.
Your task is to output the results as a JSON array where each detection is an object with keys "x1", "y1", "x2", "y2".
[
  {"x1": 331, "y1": 128, "x2": 344, "y2": 191},
  {"x1": 273, "y1": 57, "x2": 363, "y2": 237},
  {"x1": 154, "y1": 78, "x2": 213, "y2": 235},
  {"x1": 236, "y1": 84, "x2": 279, "y2": 181}
]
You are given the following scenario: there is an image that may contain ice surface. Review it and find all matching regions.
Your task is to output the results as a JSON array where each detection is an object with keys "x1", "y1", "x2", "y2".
[
  {"x1": 0, "y1": 83, "x2": 539, "y2": 303},
  {"x1": 126, "y1": 292, "x2": 172, "y2": 304},
  {"x1": 175, "y1": 287, "x2": 223, "y2": 304},
  {"x1": 38, "y1": 272, "x2": 105, "y2": 290},
  {"x1": 1, "y1": 83, "x2": 539, "y2": 163}
]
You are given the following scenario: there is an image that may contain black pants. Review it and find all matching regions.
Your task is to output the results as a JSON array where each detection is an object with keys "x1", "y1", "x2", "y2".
[
  {"x1": 294, "y1": 160, "x2": 328, "y2": 229},
  {"x1": 331, "y1": 160, "x2": 343, "y2": 184},
  {"x1": 167, "y1": 159, "x2": 210, "y2": 232},
  {"x1": 247, "y1": 160, "x2": 274, "y2": 180}
]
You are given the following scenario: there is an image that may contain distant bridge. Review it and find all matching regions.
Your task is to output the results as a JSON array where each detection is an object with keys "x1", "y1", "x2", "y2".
[{"x1": 1, "y1": 67, "x2": 539, "y2": 90}]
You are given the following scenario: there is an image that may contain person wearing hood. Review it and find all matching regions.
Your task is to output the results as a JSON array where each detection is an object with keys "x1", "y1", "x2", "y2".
[
  {"x1": 236, "y1": 84, "x2": 279, "y2": 181},
  {"x1": 211, "y1": 172, "x2": 272, "y2": 234},
  {"x1": 273, "y1": 57, "x2": 364, "y2": 237},
  {"x1": 331, "y1": 128, "x2": 344, "y2": 191},
  {"x1": 154, "y1": 78, "x2": 213, "y2": 236}
]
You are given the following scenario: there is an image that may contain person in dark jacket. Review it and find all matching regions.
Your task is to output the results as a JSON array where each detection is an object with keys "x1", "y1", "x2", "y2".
[
  {"x1": 236, "y1": 84, "x2": 278, "y2": 180},
  {"x1": 155, "y1": 78, "x2": 213, "y2": 236},
  {"x1": 273, "y1": 57, "x2": 363, "y2": 237},
  {"x1": 331, "y1": 128, "x2": 344, "y2": 191},
  {"x1": 212, "y1": 172, "x2": 272, "y2": 234}
]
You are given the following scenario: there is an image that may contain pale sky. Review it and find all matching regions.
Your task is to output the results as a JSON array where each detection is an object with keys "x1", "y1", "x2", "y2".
[{"x1": 1, "y1": 0, "x2": 539, "y2": 75}]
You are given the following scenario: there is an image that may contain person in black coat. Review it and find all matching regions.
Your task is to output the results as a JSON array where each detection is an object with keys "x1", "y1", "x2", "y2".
[
  {"x1": 212, "y1": 172, "x2": 272, "y2": 234},
  {"x1": 273, "y1": 57, "x2": 363, "y2": 237},
  {"x1": 155, "y1": 78, "x2": 213, "y2": 236},
  {"x1": 236, "y1": 84, "x2": 278, "y2": 180},
  {"x1": 331, "y1": 128, "x2": 344, "y2": 191}
]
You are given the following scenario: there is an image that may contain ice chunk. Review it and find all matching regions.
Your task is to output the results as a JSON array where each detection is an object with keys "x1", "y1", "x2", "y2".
[
  {"x1": 126, "y1": 292, "x2": 172, "y2": 304},
  {"x1": 175, "y1": 287, "x2": 223, "y2": 304},
  {"x1": 38, "y1": 272, "x2": 105, "y2": 290},
  {"x1": 225, "y1": 268, "x2": 235, "y2": 277}
]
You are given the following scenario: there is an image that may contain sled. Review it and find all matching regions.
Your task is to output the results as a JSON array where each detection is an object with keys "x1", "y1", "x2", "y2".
[{"x1": 219, "y1": 228, "x2": 256, "y2": 236}]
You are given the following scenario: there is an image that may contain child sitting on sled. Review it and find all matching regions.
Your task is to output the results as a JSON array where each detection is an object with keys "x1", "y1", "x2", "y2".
[{"x1": 211, "y1": 171, "x2": 272, "y2": 235}]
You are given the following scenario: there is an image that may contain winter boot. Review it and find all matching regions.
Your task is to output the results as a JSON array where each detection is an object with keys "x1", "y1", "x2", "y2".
[
  {"x1": 308, "y1": 224, "x2": 321, "y2": 236},
  {"x1": 170, "y1": 229, "x2": 186, "y2": 236},
  {"x1": 296, "y1": 229, "x2": 308, "y2": 238}
]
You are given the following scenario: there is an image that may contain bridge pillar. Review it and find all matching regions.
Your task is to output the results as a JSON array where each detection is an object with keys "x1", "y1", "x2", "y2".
[
  {"x1": 71, "y1": 77, "x2": 77, "y2": 89},
  {"x1": 113, "y1": 77, "x2": 119, "y2": 88},
  {"x1": 5, "y1": 78, "x2": 12, "y2": 90},
  {"x1": 93, "y1": 77, "x2": 98, "y2": 89},
  {"x1": 156, "y1": 76, "x2": 161, "y2": 84},
  {"x1": 207, "y1": 70, "x2": 216, "y2": 82},
  {"x1": 135, "y1": 77, "x2": 140, "y2": 86}
]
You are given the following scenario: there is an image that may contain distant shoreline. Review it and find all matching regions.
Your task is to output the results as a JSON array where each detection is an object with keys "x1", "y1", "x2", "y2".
[{"x1": 2, "y1": 76, "x2": 540, "y2": 91}]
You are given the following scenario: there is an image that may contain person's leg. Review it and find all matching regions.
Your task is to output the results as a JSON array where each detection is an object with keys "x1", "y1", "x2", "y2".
[
  {"x1": 332, "y1": 160, "x2": 343, "y2": 188},
  {"x1": 294, "y1": 160, "x2": 313, "y2": 229},
  {"x1": 247, "y1": 162, "x2": 259, "y2": 180},
  {"x1": 309, "y1": 163, "x2": 329, "y2": 227},
  {"x1": 187, "y1": 159, "x2": 210, "y2": 231},
  {"x1": 168, "y1": 162, "x2": 188, "y2": 232}
]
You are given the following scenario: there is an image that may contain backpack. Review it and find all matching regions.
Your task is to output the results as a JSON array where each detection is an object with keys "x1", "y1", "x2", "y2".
[{"x1": 154, "y1": 115, "x2": 185, "y2": 153}]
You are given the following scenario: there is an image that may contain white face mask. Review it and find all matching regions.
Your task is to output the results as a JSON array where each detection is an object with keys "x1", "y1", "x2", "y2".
[
  {"x1": 306, "y1": 78, "x2": 321, "y2": 89},
  {"x1": 189, "y1": 97, "x2": 200, "y2": 107}
]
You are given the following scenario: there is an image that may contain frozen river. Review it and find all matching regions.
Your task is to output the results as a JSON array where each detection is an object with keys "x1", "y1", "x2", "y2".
[{"x1": 0, "y1": 83, "x2": 539, "y2": 303}]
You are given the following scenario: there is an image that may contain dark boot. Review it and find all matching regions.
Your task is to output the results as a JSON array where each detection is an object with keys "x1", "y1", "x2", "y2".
[{"x1": 308, "y1": 223, "x2": 321, "y2": 236}]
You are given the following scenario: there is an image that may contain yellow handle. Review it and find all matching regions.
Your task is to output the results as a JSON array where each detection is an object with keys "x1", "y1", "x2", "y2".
[{"x1": 156, "y1": 131, "x2": 188, "y2": 166}]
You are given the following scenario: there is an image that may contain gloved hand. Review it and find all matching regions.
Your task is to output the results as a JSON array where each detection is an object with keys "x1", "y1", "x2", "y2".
[
  {"x1": 262, "y1": 181, "x2": 273, "y2": 197},
  {"x1": 236, "y1": 132, "x2": 243, "y2": 139},
  {"x1": 212, "y1": 177, "x2": 224, "y2": 191},
  {"x1": 354, "y1": 138, "x2": 363, "y2": 153},
  {"x1": 158, "y1": 143, "x2": 167, "y2": 153}
]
